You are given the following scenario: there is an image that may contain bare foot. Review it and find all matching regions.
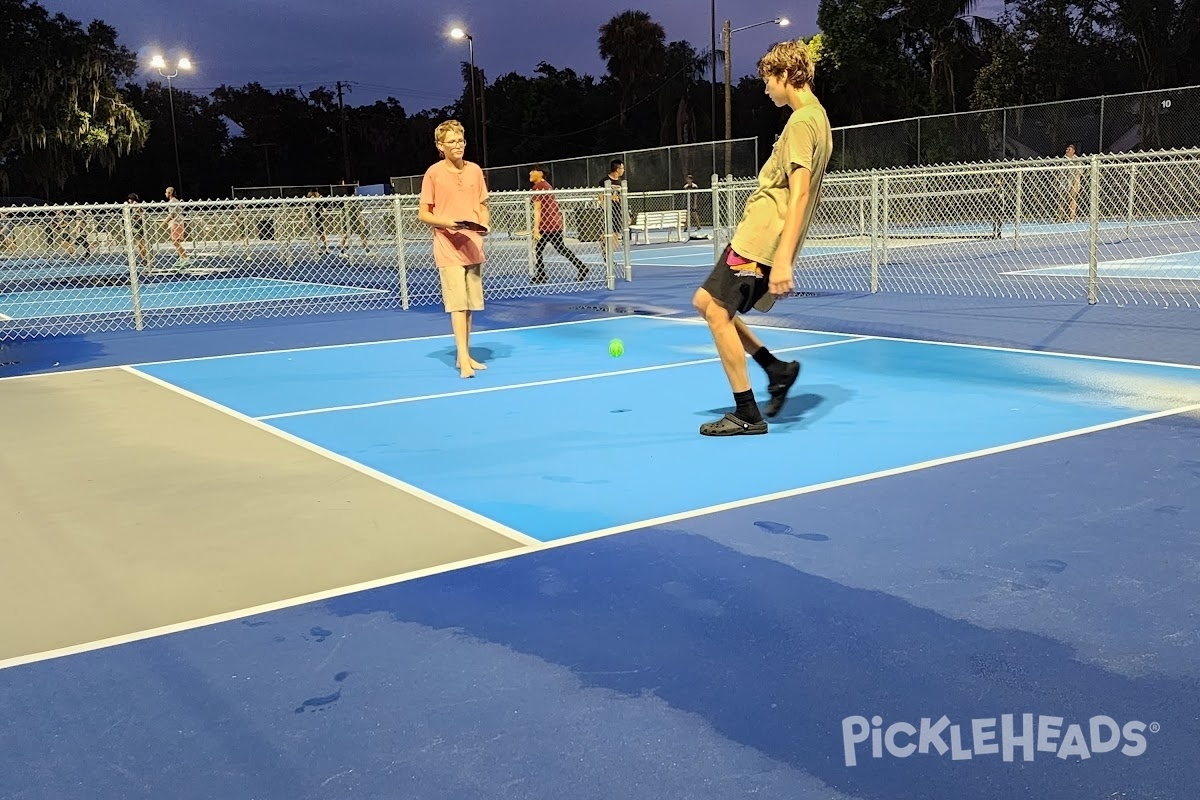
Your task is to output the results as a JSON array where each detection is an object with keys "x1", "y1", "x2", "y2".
[
  {"x1": 456, "y1": 359, "x2": 487, "y2": 371},
  {"x1": 460, "y1": 366, "x2": 475, "y2": 379}
]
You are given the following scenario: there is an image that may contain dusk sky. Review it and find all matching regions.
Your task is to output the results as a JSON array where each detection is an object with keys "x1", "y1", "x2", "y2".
[{"x1": 45, "y1": 0, "x2": 829, "y2": 111}]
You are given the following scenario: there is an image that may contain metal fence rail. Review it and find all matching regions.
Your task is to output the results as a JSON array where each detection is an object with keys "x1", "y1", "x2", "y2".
[
  {"x1": 391, "y1": 138, "x2": 760, "y2": 195},
  {"x1": 0, "y1": 185, "x2": 632, "y2": 339},
  {"x1": 835, "y1": 84, "x2": 1200, "y2": 171},
  {"x1": 712, "y1": 148, "x2": 1200, "y2": 307}
]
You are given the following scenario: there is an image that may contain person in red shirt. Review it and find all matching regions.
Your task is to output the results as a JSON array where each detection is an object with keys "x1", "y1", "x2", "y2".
[{"x1": 529, "y1": 165, "x2": 589, "y2": 283}]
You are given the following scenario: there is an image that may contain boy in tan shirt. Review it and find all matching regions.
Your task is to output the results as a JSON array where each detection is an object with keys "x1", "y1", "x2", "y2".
[{"x1": 692, "y1": 39, "x2": 833, "y2": 436}]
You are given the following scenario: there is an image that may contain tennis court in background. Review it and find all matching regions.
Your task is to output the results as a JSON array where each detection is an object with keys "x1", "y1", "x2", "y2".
[{"x1": 2, "y1": 290, "x2": 1200, "y2": 800}]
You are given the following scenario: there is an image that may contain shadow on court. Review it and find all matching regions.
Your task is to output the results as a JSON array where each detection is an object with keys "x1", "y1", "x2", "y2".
[
  {"x1": 323, "y1": 528, "x2": 1198, "y2": 800},
  {"x1": 427, "y1": 343, "x2": 516, "y2": 371}
]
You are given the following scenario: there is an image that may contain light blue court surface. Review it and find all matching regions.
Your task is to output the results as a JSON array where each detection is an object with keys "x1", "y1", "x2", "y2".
[
  {"x1": 0, "y1": 276, "x2": 387, "y2": 319},
  {"x1": 133, "y1": 315, "x2": 1200, "y2": 542},
  {"x1": 1002, "y1": 250, "x2": 1200, "y2": 280}
]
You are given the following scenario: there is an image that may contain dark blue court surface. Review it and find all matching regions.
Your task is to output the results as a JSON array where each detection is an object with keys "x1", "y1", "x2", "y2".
[{"x1": 4, "y1": 282, "x2": 1200, "y2": 799}]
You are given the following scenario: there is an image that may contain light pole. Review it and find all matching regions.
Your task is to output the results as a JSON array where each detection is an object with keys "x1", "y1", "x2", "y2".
[
  {"x1": 449, "y1": 27, "x2": 488, "y2": 168},
  {"x1": 711, "y1": 0, "x2": 718, "y2": 177},
  {"x1": 150, "y1": 53, "x2": 192, "y2": 193},
  {"x1": 722, "y1": 17, "x2": 788, "y2": 176}
]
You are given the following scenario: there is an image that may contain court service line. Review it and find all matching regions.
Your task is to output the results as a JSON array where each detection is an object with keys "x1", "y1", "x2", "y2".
[
  {"x1": 255, "y1": 336, "x2": 873, "y2": 421},
  {"x1": 6, "y1": 398, "x2": 1197, "y2": 674},
  {"x1": 667, "y1": 316, "x2": 1200, "y2": 372},
  {"x1": 0, "y1": 314, "x2": 682, "y2": 385},
  {"x1": 120, "y1": 365, "x2": 544, "y2": 550},
  {"x1": 131, "y1": 313, "x2": 673, "y2": 367}
]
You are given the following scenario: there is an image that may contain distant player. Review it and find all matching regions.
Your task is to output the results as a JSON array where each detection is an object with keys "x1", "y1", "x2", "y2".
[
  {"x1": 164, "y1": 186, "x2": 189, "y2": 267},
  {"x1": 529, "y1": 164, "x2": 589, "y2": 283},
  {"x1": 418, "y1": 120, "x2": 490, "y2": 379},
  {"x1": 691, "y1": 38, "x2": 833, "y2": 436}
]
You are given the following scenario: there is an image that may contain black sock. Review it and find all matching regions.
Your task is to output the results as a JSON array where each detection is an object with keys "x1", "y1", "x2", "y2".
[
  {"x1": 733, "y1": 389, "x2": 762, "y2": 422},
  {"x1": 752, "y1": 346, "x2": 780, "y2": 372}
]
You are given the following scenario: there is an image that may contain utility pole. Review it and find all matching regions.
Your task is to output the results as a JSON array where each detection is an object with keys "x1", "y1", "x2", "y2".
[
  {"x1": 724, "y1": 19, "x2": 732, "y2": 177},
  {"x1": 253, "y1": 142, "x2": 276, "y2": 184},
  {"x1": 336, "y1": 80, "x2": 352, "y2": 183},
  {"x1": 711, "y1": 0, "x2": 718, "y2": 177},
  {"x1": 478, "y1": 67, "x2": 489, "y2": 168}
]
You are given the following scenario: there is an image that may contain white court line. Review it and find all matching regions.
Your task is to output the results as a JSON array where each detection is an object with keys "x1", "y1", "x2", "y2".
[
  {"x1": 0, "y1": 546, "x2": 533, "y2": 672},
  {"x1": 0, "y1": 313, "x2": 681, "y2": 386},
  {"x1": 256, "y1": 337, "x2": 871, "y2": 421},
  {"x1": 5, "y1": 398, "x2": 1198, "y2": 673},
  {"x1": 0, "y1": 286, "x2": 388, "y2": 311},
  {"x1": 999, "y1": 268, "x2": 1200, "y2": 282},
  {"x1": 252, "y1": 275, "x2": 394, "y2": 293},
  {"x1": 120, "y1": 365, "x2": 544, "y2": 551},
  {"x1": 132, "y1": 313, "x2": 673, "y2": 367},
  {"x1": 0, "y1": 290, "x2": 387, "y2": 321},
  {"x1": 662, "y1": 316, "x2": 1200, "y2": 372}
]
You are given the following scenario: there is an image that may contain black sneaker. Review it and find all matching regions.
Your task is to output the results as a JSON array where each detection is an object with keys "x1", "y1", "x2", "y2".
[
  {"x1": 765, "y1": 361, "x2": 801, "y2": 417},
  {"x1": 699, "y1": 412, "x2": 768, "y2": 436}
]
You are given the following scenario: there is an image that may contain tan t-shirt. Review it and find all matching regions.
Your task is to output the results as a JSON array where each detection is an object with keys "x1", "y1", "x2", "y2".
[{"x1": 730, "y1": 101, "x2": 833, "y2": 268}]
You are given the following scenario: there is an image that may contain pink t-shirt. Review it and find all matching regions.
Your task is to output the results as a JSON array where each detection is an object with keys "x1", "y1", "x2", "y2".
[{"x1": 419, "y1": 159, "x2": 488, "y2": 267}]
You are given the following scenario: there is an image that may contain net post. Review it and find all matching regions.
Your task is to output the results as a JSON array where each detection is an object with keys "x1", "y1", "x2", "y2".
[
  {"x1": 524, "y1": 189, "x2": 536, "y2": 281},
  {"x1": 880, "y1": 174, "x2": 890, "y2": 265},
  {"x1": 1087, "y1": 155, "x2": 1101, "y2": 305},
  {"x1": 391, "y1": 195, "x2": 409, "y2": 310},
  {"x1": 1125, "y1": 163, "x2": 1138, "y2": 237},
  {"x1": 869, "y1": 171, "x2": 880, "y2": 293},
  {"x1": 1013, "y1": 169, "x2": 1024, "y2": 249},
  {"x1": 711, "y1": 173, "x2": 721, "y2": 265},
  {"x1": 620, "y1": 181, "x2": 632, "y2": 281},
  {"x1": 604, "y1": 179, "x2": 615, "y2": 289},
  {"x1": 122, "y1": 203, "x2": 145, "y2": 331},
  {"x1": 282, "y1": 203, "x2": 295, "y2": 269},
  {"x1": 724, "y1": 173, "x2": 734, "y2": 252}
]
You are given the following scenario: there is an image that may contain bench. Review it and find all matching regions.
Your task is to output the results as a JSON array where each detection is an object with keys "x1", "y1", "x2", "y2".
[{"x1": 629, "y1": 210, "x2": 686, "y2": 244}]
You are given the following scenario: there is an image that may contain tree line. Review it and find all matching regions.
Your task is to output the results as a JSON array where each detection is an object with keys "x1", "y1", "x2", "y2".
[{"x1": 1, "y1": 0, "x2": 1197, "y2": 202}]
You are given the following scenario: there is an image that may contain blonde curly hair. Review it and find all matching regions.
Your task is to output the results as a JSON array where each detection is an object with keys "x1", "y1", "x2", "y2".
[{"x1": 757, "y1": 39, "x2": 815, "y2": 89}]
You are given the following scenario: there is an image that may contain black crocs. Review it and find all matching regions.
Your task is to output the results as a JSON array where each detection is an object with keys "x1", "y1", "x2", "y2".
[
  {"x1": 699, "y1": 412, "x2": 768, "y2": 436},
  {"x1": 765, "y1": 361, "x2": 801, "y2": 417}
]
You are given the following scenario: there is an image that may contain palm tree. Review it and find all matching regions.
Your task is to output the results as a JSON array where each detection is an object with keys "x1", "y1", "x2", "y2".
[
  {"x1": 891, "y1": 0, "x2": 1002, "y2": 113},
  {"x1": 597, "y1": 10, "x2": 668, "y2": 125},
  {"x1": 656, "y1": 41, "x2": 707, "y2": 145}
]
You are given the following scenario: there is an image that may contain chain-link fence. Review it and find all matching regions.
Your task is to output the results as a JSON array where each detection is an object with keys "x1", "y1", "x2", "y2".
[
  {"x1": 836, "y1": 84, "x2": 1200, "y2": 171},
  {"x1": 231, "y1": 183, "x2": 359, "y2": 199},
  {"x1": 713, "y1": 148, "x2": 1200, "y2": 307},
  {"x1": 0, "y1": 184, "x2": 631, "y2": 339},
  {"x1": 391, "y1": 138, "x2": 760, "y2": 195}
]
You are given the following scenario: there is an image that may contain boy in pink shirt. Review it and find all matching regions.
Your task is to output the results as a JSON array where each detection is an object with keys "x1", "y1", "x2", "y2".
[{"x1": 418, "y1": 120, "x2": 491, "y2": 378}]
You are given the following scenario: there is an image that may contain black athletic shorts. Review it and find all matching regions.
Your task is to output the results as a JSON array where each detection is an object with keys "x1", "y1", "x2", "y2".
[{"x1": 701, "y1": 245, "x2": 771, "y2": 315}]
